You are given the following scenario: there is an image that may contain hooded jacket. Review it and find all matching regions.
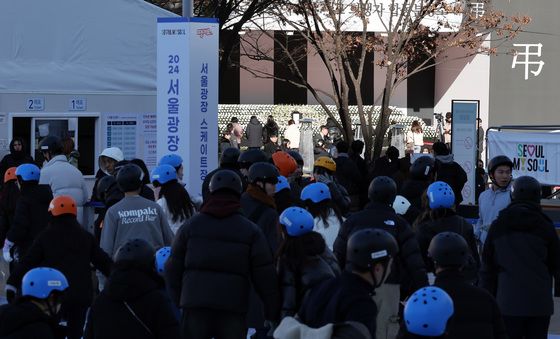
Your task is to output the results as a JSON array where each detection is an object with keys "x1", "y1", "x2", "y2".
[
  {"x1": 39, "y1": 155, "x2": 88, "y2": 206},
  {"x1": 0, "y1": 301, "x2": 64, "y2": 339},
  {"x1": 480, "y1": 201, "x2": 560, "y2": 316},
  {"x1": 0, "y1": 181, "x2": 20, "y2": 244},
  {"x1": 84, "y1": 267, "x2": 180, "y2": 339},
  {"x1": 0, "y1": 138, "x2": 34, "y2": 189},
  {"x1": 245, "y1": 117, "x2": 264, "y2": 148},
  {"x1": 434, "y1": 154, "x2": 468, "y2": 205},
  {"x1": 263, "y1": 119, "x2": 280, "y2": 144}
]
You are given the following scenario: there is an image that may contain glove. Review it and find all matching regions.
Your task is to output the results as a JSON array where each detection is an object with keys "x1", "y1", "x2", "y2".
[
  {"x1": 2, "y1": 240, "x2": 13, "y2": 263},
  {"x1": 315, "y1": 174, "x2": 332, "y2": 185},
  {"x1": 5, "y1": 285, "x2": 16, "y2": 304},
  {"x1": 264, "y1": 320, "x2": 277, "y2": 337}
]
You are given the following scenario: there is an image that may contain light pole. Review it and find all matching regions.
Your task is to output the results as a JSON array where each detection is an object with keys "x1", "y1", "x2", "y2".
[{"x1": 183, "y1": 0, "x2": 192, "y2": 18}]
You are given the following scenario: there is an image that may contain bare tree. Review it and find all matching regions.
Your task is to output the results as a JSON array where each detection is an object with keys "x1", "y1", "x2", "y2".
[{"x1": 240, "y1": 0, "x2": 529, "y2": 160}]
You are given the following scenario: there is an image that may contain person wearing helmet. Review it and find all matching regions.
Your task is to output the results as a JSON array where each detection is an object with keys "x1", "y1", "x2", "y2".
[
  {"x1": 334, "y1": 176, "x2": 427, "y2": 339},
  {"x1": 403, "y1": 286, "x2": 454, "y2": 338},
  {"x1": 313, "y1": 156, "x2": 351, "y2": 214},
  {"x1": 276, "y1": 207, "x2": 340, "y2": 318},
  {"x1": 3, "y1": 164, "x2": 53, "y2": 265},
  {"x1": 90, "y1": 175, "x2": 124, "y2": 243},
  {"x1": 85, "y1": 239, "x2": 180, "y2": 339},
  {"x1": 272, "y1": 151, "x2": 298, "y2": 177},
  {"x1": 151, "y1": 164, "x2": 195, "y2": 234},
  {"x1": 100, "y1": 164, "x2": 173, "y2": 273},
  {"x1": 274, "y1": 176, "x2": 294, "y2": 214},
  {"x1": 299, "y1": 229, "x2": 398, "y2": 338},
  {"x1": 333, "y1": 141, "x2": 365, "y2": 212},
  {"x1": 237, "y1": 148, "x2": 268, "y2": 182},
  {"x1": 0, "y1": 267, "x2": 69, "y2": 338},
  {"x1": 286, "y1": 150, "x2": 309, "y2": 203},
  {"x1": 300, "y1": 182, "x2": 345, "y2": 250},
  {"x1": 201, "y1": 147, "x2": 246, "y2": 203},
  {"x1": 164, "y1": 169, "x2": 280, "y2": 339},
  {"x1": 6, "y1": 195, "x2": 112, "y2": 339},
  {"x1": 480, "y1": 176, "x2": 560, "y2": 339},
  {"x1": 0, "y1": 137, "x2": 34, "y2": 191},
  {"x1": 432, "y1": 141, "x2": 468, "y2": 205},
  {"x1": 425, "y1": 232, "x2": 507, "y2": 339},
  {"x1": 414, "y1": 181, "x2": 479, "y2": 283},
  {"x1": 39, "y1": 136, "x2": 88, "y2": 219},
  {"x1": 475, "y1": 155, "x2": 514, "y2": 249},
  {"x1": 392, "y1": 195, "x2": 419, "y2": 225},
  {"x1": 0, "y1": 167, "x2": 20, "y2": 248},
  {"x1": 399, "y1": 155, "x2": 435, "y2": 213},
  {"x1": 158, "y1": 154, "x2": 184, "y2": 181}
]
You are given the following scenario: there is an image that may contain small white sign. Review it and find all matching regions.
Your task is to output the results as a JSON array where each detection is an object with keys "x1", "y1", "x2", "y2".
[
  {"x1": 26, "y1": 97, "x2": 44, "y2": 111},
  {"x1": 69, "y1": 98, "x2": 87, "y2": 111}
]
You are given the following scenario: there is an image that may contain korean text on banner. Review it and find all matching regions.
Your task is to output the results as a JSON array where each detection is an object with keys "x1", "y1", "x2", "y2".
[
  {"x1": 488, "y1": 130, "x2": 560, "y2": 186},
  {"x1": 451, "y1": 101, "x2": 478, "y2": 205}
]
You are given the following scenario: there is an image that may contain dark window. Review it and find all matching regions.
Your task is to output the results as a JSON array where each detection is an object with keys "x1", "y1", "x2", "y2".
[
  {"x1": 219, "y1": 31, "x2": 240, "y2": 104},
  {"x1": 274, "y1": 31, "x2": 307, "y2": 104}
]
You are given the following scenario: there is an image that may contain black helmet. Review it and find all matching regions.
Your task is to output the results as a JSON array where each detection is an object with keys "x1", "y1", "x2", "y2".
[
  {"x1": 116, "y1": 164, "x2": 144, "y2": 192},
  {"x1": 238, "y1": 149, "x2": 268, "y2": 169},
  {"x1": 114, "y1": 239, "x2": 154, "y2": 269},
  {"x1": 97, "y1": 175, "x2": 117, "y2": 201},
  {"x1": 209, "y1": 169, "x2": 243, "y2": 195},
  {"x1": 428, "y1": 232, "x2": 469, "y2": 268},
  {"x1": 287, "y1": 150, "x2": 304, "y2": 166},
  {"x1": 410, "y1": 156, "x2": 435, "y2": 180},
  {"x1": 39, "y1": 136, "x2": 63, "y2": 155},
  {"x1": 220, "y1": 147, "x2": 241, "y2": 168},
  {"x1": 511, "y1": 176, "x2": 541, "y2": 204},
  {"x1": 347, "y1": 228, "x2": 398, "y2": 271},
  {"x1": 368, "y1": 176, "x2": 397, "y2": 205},
  {"x1": 488, "y1": 155, "x2": 513, "y2": 175},
  {"x1": 248, "y1": 163, "x2": 279, "y2": 184}
]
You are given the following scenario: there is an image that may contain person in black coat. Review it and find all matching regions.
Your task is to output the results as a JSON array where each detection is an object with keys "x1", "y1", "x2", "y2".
[
  {"x1": 0, "y1": 267, "x2": 69, "y2": 339},
  {"x1": 399, "y1": 155, "x2": 435, "y2": 214},
  {"x1": 299, "y1": 229, "x2": 398, "y2": 338},
  {"x1": 369, "y1": 146, "x2": 400, "y2": 182},
  {"x1": 85, "y1": 239, "x2": 180, "y2": 339},
  {"x1": 432, "y1": 142, "x2": 467, "y2": 205},
  {"x1": 414, "y1": 181, "x2": 479, "y2": 282},
  {"x1": 480, "y1": 176, "x2": 560, "y2": 339},
  {"x1": 0, "y1": 168, "x2": 20, "y2": 246},
  {"x1": 246, "y1": 115, "x2": 264, "y2": 149},
  {"x1": 0, "y1": 137, "x2": 34, "y2": 190},
  {"x1": 333, "y1": 141, "x2": 365, "y2": 212},
  {"x1": 263, "y1": 115, "x2": 279, "y2": 145},
  {"x1": 334, "y1": 176, "x2": 427, "y2": 339},
  {"x1": 3, "y1": 164, "x2": 52, "y2": 265},
  {"x1": 7, "y1": 196, "x2": 113, "y2": 339},
  {"x1": 164, "y1": 170, "x2": 280, "y2": 339}
]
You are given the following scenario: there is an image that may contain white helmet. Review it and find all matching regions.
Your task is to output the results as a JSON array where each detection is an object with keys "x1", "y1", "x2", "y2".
[
  {"x1": 100, "y1": 147, "x2": 124, "y2": 162},
  {"x1": 392, "y1": 195, "x2": 411, "y2": 215}
]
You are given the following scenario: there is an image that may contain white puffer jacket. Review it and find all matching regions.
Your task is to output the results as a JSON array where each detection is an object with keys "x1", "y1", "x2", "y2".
[{"x1": 39, "y1": 155, "x2": 88, "y2": 206}]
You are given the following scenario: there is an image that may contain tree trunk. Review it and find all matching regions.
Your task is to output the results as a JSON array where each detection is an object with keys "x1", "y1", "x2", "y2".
[{"x1": 373, "y1": 73, "x2": 394, "y2": 160}]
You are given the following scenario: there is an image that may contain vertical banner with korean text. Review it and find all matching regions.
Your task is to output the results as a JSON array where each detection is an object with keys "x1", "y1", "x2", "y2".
[
  {"x1": 157, "y1": 17, "x2": 218, "y2": 197},
  {"x1": 451, "y1": 100, "x2": 479, "y2": 205}
]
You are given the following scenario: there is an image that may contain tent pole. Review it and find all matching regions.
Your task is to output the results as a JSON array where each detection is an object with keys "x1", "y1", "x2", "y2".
[{"x1": 183, "y1": 0, "x2": 192, "y2": 18}]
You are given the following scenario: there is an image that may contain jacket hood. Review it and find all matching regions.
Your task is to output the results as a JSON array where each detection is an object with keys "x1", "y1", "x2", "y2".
[
  {"x1": 435, "y1": 154, "x2": 454, "y2": 164},
  {"x1": 105, "y1": 268, "x2": 162, "y2": 301},
  {"x1": 21, "y1": 184, "x2": 53, "y2": 203},
  {"x1": 250, "y1": 117, "x2": 260, "y2": 125},
  {"x1": 8, "y1": 138, "x2": 27, "y2": 160},
  {"x1": 0, "y1": 302, "x2": 53, "y2": 335},
  {"x1": 499, "y1": 201, "x2": 549, "y2": 231},
  {"x1": 201, "y1": 192, "x2": 242, "y2": 218}
]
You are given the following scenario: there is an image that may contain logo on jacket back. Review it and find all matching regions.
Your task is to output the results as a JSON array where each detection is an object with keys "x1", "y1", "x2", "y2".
[
  {"x1": 118, "y1": 207, "x2": 158, "y2": 224},
  {"x1": 384, "y1": 220, "x2": 395, "y2": 226}
]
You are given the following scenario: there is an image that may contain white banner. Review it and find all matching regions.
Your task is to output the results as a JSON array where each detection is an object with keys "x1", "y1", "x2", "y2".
[
  {"x1": 488, "y1": 130, "x2": 560, "y2": 186},
  {"x1": 451, "y1": 100, "x2": 478, "y2": 205},
  {"x1": 157, "y1": 18, "x2": 219, "y2": 196}
]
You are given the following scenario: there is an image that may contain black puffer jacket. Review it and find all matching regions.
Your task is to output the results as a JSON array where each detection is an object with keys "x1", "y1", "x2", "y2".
[
  {"x1": 434, "y1": 155, "x2": 468, "y2": 205},
  {"x1": 0, "y1": 138, "x2": 34, "y2": 190},
  {"x1": 278, "y1": 244, "x2": 340, "y2": 318},
  {"x1": 414, "y1": 211, "x2": 480, "y2": 279},
  {"x1": 0, "y1": 301, "x2": 64, "y2": 339},
  {"x1": 84, "y1": 268, "x2": 180, "y2": 339},
  {"x1": 164, "y1": 193, "x2": 280, "y2": 320},
  {"x1": 399, "y1": 179, "x2": 430, "y2": 213},
  {"x1": 434, "y1": 269, "x2": 507, "y2": 339},
  {"x1": 7, "y1": 216, "x2": 112, "y2": 307},
  {"x1": 334, "y1": 155, "x2": 364, "y2": 196},
  {"x1": 480, "y1": 201, "x2": 560, "y2": 316},
  {"x1": 6, "y1": 184, "x2": 53, "y2": 258},
  {"x1": 245, "y1": 117, "x2": 263, "y2": 148},
  {"x1": 0, "y1": 181, "x2": 20, "y2": 244},
  {"x1": 241, "y1": 188, "x2": 281, "y2": 254},
  {"x1": 333, "y1": 202, "x2": 428, "y2": 290}
]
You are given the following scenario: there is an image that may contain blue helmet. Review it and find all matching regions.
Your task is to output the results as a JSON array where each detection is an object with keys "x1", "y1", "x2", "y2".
[
  {"x1": 427, "y1": 181, "x2": 455, "y2": 209},
  {"x1": 155, "y1": 246, "x2": 171, "y2": 275},
  {"x1": 404, "y1": 286, "x2": 454, "y2": 337},
  {"x1": 16, "y1": 164, "x2": 41, "y2": 182},
  {"x1": 275, "y1": 176, "x2": 291, "y2": 193},
  {"x1": 300, "y1": 182, "x2": 331, "y2": 203},
  {"x1": 151, "y1": 164, "x2": 177, "y2": 186},
  {"x1": 22, "y1": 267, "x2": 69, "y2": 299},
  {"x1": 159, "y1": 154, "x2": 183, "y2": 169},
  {"x1": 279, "y1": 207, "x2": 314, "y2": 237}
]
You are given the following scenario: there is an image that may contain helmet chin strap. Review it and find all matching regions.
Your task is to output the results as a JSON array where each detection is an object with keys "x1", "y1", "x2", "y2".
[{"x1": 370, "y1": 262, "x2": 391, "y2": 289}]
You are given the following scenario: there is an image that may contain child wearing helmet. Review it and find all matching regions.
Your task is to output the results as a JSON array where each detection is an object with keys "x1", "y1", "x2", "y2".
[
  {"x1": 313, "y1": 156, "x2": 351, "y2": 214},
  {"x1": 274, "y1": 176, "x2": 294, "y2": 214},
  {"x1": 151, "y1": 164, "x2": 196, "y2": 234},
  {"x1": 403, "y1": 286, "x2": 454, "y2": 338},
  {"x1": 276, "y1": 207, "x2": 340, "y2": 318},
  {"x1": 6, "y1": 196, "x2": 112, "y2": 339},
  {"x1": 300, "y1": 182, "x2": 345, "y2": 250},
  {"x1": 0, "y1": 167, "x2": 20, "y2": 249},
  {"x1": 3, "y1": 164, "x2": 53, "y2": 264},
  {"x1": 0, "y1": 267, "x2": 69, "y2": 338},
  {"x1": 298, "y1": 229, "x2": 398, "y2": 338},
  {"x1": 414, "y1": 181, "x2": 480, "y2": 283}
]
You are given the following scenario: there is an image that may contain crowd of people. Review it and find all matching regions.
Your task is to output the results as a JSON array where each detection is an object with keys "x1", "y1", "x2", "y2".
[{"x1": 0, "y1": 130, "x2": 558, "y2": 339}]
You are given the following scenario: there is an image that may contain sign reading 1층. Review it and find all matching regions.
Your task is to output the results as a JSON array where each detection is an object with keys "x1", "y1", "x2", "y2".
[
  {"x1": 26, "y1": 97, "x2": 44, "y2": 111},
  {"x1": 69, "y1": 98, "x2": 87, "y2": 111}
]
